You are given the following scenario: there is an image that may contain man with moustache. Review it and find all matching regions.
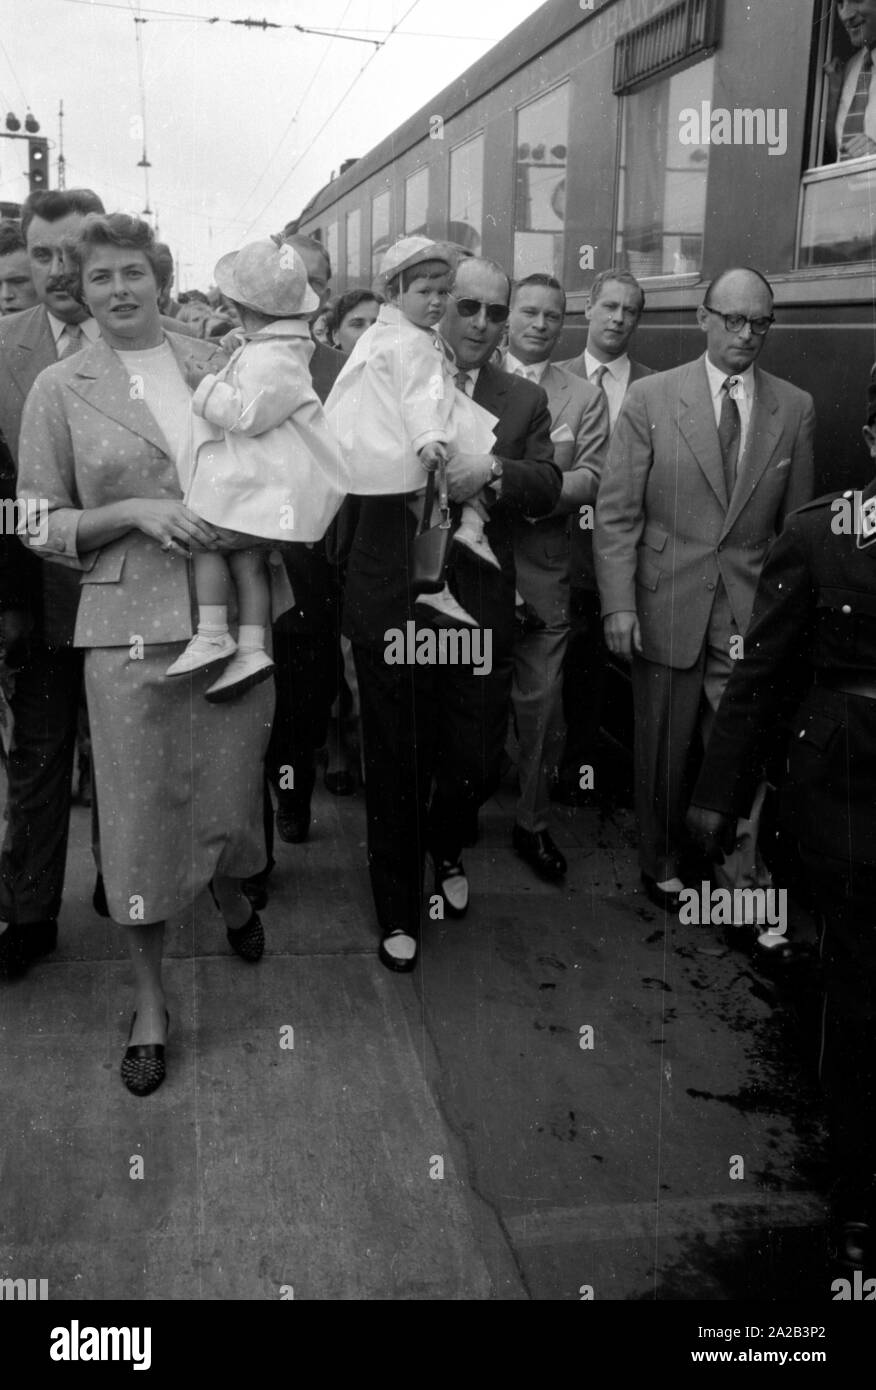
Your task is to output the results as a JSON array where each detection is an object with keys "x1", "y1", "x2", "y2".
[
  {"x1": 343, "y1": 255, "x2": 561, "y2": 972},
  {"x1": 503, "y1": 273, "x2": 608, "y2": 879},
  {"x1": 595, "y1": 267, "x2": 814, "y2": 913},
  {"x1": 0, "y1": 189, "x2": 106, "y2": 976}
]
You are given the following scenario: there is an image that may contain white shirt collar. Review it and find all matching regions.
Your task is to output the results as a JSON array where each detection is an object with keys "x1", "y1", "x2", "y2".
[
  {"x1": 505, "y1": 351, "x2": 548, "y2": 383},
  {"x1": 583, "y1": 348, "x2": 629, "y2": 382},
  {"x1": 47, "y1": 311, "x2": 100, "y2": 348},
  {"x1": 704, "y1": 352, "x2": 755, "y2": 402}
]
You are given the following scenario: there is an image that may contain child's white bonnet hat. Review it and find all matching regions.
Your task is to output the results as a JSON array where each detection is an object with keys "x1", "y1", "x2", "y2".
[{"x1": 214, "y1": 239, "x2": 320, "y2": 316}]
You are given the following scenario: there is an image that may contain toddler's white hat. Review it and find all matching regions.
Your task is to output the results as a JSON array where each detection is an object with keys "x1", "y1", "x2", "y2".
[
  {"x1": 214, "y1": 239, "x2": 320, "y2": 316},
  {"x1": 375, "y1": 236, "x2": 451, "y2": 291}
]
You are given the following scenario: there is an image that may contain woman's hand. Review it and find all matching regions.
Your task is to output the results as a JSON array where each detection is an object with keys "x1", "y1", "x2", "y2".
[{"x1": 134, "y1": 500, "x2": 221, "y2": 555}]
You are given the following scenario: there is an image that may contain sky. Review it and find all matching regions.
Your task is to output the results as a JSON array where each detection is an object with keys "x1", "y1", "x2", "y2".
[{"x1": 0, "y1": 0, "x2": 548, "y2": 290}]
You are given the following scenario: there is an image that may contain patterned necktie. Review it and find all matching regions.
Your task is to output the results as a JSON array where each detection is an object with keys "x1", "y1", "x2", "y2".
[
  {"x1": 718, "y1": 377, "x2": 741, "y2": 501},
  {"x1": 456, "y1": 369, "x2": 471, "y2": 395},
  {"x1": 58, "y1": 322, "x2": 83, "y2": 359},
  {"x1": 590, "y1": 364, "x2": 608, "y2": 395},
  {"x1": 841, "y1": 47, "x2": 874, "y2": 158}
]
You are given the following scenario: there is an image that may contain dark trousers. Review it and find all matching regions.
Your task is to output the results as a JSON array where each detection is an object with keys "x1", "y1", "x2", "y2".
[
  {"x1": 266, "y1": 625, "x2": 342, "y2": 806},
  {"x1": 0, "y1": 642, "x2": 83, "y2": 926},
  {"x1": 806, "y1": 855, "x2": 876, "y2": 1217},
  {"x1": 353, "y1": 643, "x2": 513, "y2": 936},
  {"x1": 561, "y1": 588, "x2": 608, "y2": 773}
]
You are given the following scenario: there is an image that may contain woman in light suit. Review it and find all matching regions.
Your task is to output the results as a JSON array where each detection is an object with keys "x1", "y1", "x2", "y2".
[{"x1": 17, "y1": 213, "x2": 282, "y2": 1096}]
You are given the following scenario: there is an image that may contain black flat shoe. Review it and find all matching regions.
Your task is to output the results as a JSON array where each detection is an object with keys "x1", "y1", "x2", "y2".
[
  {"x1": 324, "y1": 769, "x2": 356, "y2": 796},
  {"x1": 378, "y1": 929, "x2": 418, "y2": 973},
  {"x1": 121, "y1": 1010, "x2": 169, "y2": 1097},
  {"x1": 226, "y1": 909, "x2": 265, "y2": 962},
  {"x1": 512, "y1": 825, "x2": 567, "y2": 881},
  {"x1": 0, "y1": 919, "x2": 58, "y2": 979},
  {"x1": 641, "y1": 873, "x2": 684, "y2": 913},
  {"x1": 751, "y1": 935, "x2": 808, "y2": 971},
  {"x1": 435, "y1": 860, "x2": 469, "y2": 919}
]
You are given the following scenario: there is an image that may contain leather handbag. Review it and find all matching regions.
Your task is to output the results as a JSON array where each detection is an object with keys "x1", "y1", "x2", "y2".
[{"x1": 411, "y1": 460, "x2": 452, "y2": 595}]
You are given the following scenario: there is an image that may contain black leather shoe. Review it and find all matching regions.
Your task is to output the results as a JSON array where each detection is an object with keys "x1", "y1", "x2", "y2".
[
  {"x1": 435, "y1": 860, "x2": 469, "y2": 918},
  {"x1": 276, "y1": 795, "x2": 310, "y2": 844},
  {"x1": 751, "y1": 935, "x2": 808, "y2": 971},
  {"x1": 324, "y1": 769, "x2": 356, "y2": 796},
  {"x1": 0, "y1": 920, "x2": 58, "y2": 979},
  {"x1": 378, "y1": 929, "x2": 418, "y2": 973},
  {"x1": 121, "y1": 1010, "x2": 169, "y2": 1097},
  {"x1": 512, "y1": 826, "x2": 567, "y2": 881},
  {"x1": 832, "y1": 1220, "x2": 870, "y2": 1272},
  {"x1": 641, "y1": 873, "x2": 683, "y2": 913}
]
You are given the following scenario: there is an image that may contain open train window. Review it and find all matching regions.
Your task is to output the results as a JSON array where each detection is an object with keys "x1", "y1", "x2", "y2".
[
  {"x1": 513, "y1": 83, "x2": 570, "y2": 280},
  {"x1": 799, "y1": 0, "x2": 876, "y2": 266}
]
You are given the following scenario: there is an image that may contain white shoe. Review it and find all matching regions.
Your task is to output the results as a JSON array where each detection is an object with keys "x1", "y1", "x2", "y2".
[
  {"x1": 166, "y1": 631, "x2": 236, "y2": 676},
  {"x1": 204, "y1": 649, "x2": 275, "y2": 703},
  {"x1": 416, "y1": 587, "x2": 478, "y2": 628},
  {"x1": 452, "y1": 525, "x2": 502, "y2": 570}
]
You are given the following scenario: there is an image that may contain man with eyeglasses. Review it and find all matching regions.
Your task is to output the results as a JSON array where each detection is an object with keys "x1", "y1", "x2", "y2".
[
  {"x1": 343, "y1": 254, "x2": 562, "y2": 972},
  {"x1": 595, "y1": 267, "x2": 814, "y2": 923}
]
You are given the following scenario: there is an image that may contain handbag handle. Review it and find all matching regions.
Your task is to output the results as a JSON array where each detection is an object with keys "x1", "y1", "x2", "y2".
[{"x1": 416, "y1": 457, "x2": 451, "y2": 536}]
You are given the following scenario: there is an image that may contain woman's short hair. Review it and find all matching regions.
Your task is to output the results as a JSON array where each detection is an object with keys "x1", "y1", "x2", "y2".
[
  {"x1": 66, "y1": 213, "x2": 163, "y2": 294},
  {"x1": 328, "y1": 288, "x2": 382, "y2": 338}
]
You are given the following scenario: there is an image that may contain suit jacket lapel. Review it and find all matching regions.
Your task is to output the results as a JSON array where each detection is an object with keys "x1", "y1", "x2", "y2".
[
  {"x1": 67, "y1": 336, "x2": 173, "y2": 454},
  {"x1": 723, "y1": 369, "x2": 783, "y2": 535},
  {"x1": 542, "y1": 362, "x2": 570, "y2": 419},
  {"x1": 472, "y1": 361, "x2": 509, "y2": 412},
  {"x1": 677, "y1": 357, "x2": 727, "y2": 509},
  {"x1": 8, "y1": 305, "x2": 56, "y2": 401}
]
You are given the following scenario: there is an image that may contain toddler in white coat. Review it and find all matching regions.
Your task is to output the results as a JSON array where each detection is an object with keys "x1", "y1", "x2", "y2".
[{"x1": 167, "y1": 239, "x2": 344, "y2": 699}]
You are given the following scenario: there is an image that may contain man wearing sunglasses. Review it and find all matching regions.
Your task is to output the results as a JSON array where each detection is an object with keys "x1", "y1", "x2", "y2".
[
  {"x1": 343, "y1": 255, "x2": 562, "y2": 971},
  {"x1": 595, "y1": 267, "x2": 814, "y2": 922}
]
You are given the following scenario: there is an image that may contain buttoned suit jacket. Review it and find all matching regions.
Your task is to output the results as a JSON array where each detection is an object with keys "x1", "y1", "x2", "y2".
[
  {"x1": 343, "y1": 362, "x2": 562, "y2": 658},
  {"x1": 594, "y1": 354, "x2": 815, "y2": 670},
  {"x1": 510, "y1": 362, "x2": 608, "y2": 627},
  {"x1": 14, "y1": 330, "x2": 258, "y2": 649},
  {"x1": 555, "y1": 352, "x2": 655, "y2": 591},
  {"x1": 0, "y1": 305, "x2": 199, "y2": 637}
]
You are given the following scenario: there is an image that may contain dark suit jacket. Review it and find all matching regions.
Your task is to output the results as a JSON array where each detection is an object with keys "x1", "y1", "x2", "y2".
[
  {"x1": 343, "y1": 363, "x2": 562, "y2": 657},
  {"x1": 555, "y1": 352, "x2": 655, "y2": 590},
  {"x1": 691, "y1": 483, "x2": 876, "y2": 867}
]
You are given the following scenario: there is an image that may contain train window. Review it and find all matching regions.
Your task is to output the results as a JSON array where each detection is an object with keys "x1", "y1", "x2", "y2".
[
  {"x1": 405, "y1": 167, "x2": 429, "y2": 235},
  {"x1": 449, "y1": 134, "x2": 484, "y2": 255},
  {"x1": 615, "y1": 55, "x2": 714, "y2": 277},
  {"x1": 326, "y1": 222, "x2": 339, "y2": 280},
  {"x1": 513, "y1": 84, "x2": 570, "y2": 280},
  {"x1": 798, "y1": 0, "x2": 876, "y2": 266},
  {"x1": 371, "y1": 190, "x2": 391, "y2": 276},
  {"x1": 346, "y1": 208, "x2": 362, "y2": 281}
]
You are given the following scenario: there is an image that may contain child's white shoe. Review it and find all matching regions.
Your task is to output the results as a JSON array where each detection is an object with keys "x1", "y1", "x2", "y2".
[
  {"x1": 416, "y1": 586, "x2": 478, "y2": 628},
  {"x1": 204, "y1": 649, "x2": 275, "y2": 703},
  {"x1": 452, "y1": 522, "x2": 502, "y2": 570},
  {"x1": 166, "y1": 631, "x2": 237, "y2": 676}
]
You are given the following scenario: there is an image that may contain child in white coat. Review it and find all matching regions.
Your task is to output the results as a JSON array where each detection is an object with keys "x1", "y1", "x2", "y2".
[
  {"x1": 167, "y1": 239, "x2": 344, "y2": 699},
  {"x1": 326, "y1": 237, "x2": 501, "y2": 627}
]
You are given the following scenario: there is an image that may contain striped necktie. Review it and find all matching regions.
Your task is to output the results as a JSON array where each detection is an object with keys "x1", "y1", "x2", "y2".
[
  {"x1": 841, "y1": 47, "x2": 874, "y2": 158},
  {"x1": 590, "y1": 364, "x2": 608, "y2": 394},
  {"x1": 456, "y1": 369, "x2": 471, "y2": 395}
]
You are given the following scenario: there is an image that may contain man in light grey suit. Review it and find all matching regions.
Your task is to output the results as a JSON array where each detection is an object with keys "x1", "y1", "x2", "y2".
[
  {"x1": 504, "y1": 274, "x2": 609, "y2": 880},
  {"x1": 595, "y1": 268, "x2": 815, "y2": 910}
]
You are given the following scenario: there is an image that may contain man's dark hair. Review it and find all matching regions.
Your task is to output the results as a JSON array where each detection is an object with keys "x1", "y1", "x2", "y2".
[
  {"x1": 449, "y1": 255, "x2": 511, "y2": 302},
  {"x1": 702, "y1": 266, "x2": 774, "y2": 310},
  {"x1": 280, "y1": 230, "x2": 332, "y2": 281},
  {"x1": 0, "y1": 219, "x2": 26, "y2": 257},
  {"x1": 589, "y1": 267, "x2": 646, "y2": 315},
  {"x1": 512, "y1": 272, "x2": 566, "y2": 312},
  {"x1": 21, "y1": 188, "x2": 105, "y2": 241}
]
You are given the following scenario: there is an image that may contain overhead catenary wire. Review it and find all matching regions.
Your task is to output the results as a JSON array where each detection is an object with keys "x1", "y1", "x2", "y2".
[
  {"x1": 240, "y1": 0, "x2": 425, "y2": 239},
  {"x1": 57, "y1": 0, "x2": 490, "y2": 40}
]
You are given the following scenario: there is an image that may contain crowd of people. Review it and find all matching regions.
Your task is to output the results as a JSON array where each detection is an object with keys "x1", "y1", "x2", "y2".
[{"x1": 0, "y1": 165, "x2": 874, "y2": 1280}]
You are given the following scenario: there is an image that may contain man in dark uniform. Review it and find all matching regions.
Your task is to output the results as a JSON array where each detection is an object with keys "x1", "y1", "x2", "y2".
[{"x1": 687, "y1": 405, "x2": 876, "y2": 1275}]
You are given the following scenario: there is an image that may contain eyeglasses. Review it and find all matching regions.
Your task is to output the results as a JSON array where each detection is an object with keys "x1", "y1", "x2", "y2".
[
  {"x1": 449, "y1": 294, "x2": 509, "y2": 325},
  {"x1": 702, "y1": 305, "x2": 775, "y2": 336}
]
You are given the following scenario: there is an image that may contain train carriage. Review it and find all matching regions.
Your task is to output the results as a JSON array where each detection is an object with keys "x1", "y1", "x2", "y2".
[{"x1": 291, "y1": 0, "x2": 876, "y2": 493}]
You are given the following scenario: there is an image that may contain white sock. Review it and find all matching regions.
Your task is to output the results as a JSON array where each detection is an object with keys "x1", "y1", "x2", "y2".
[
  {"x1": 237, "y1": 624, "x2": 265, "y2": 653},
  {"x1": 199, "y1": 605, "x2": 228, "y2": 636}
]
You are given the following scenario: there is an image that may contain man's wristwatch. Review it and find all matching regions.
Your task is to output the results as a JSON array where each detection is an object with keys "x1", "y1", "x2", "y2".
[{"x1": 489, "y1": 457, "x2": 504, "y2": 483}]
